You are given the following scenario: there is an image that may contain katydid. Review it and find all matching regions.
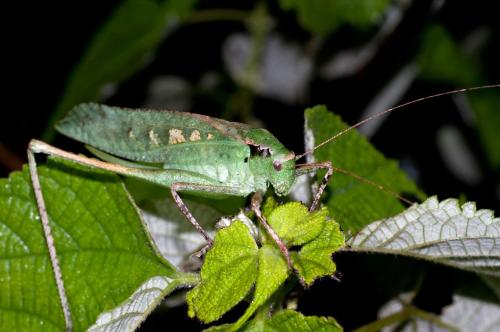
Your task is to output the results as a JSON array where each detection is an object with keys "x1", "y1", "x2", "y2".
[
  {"x1": 27, "y1": 84, "x2": 499, "y2": 330},
  {"x1": 28, "y1": 105, "x2": 332, "y2": 264}
]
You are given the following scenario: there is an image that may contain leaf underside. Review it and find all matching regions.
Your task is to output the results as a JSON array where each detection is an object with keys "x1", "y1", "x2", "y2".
[
  {"x1": 349, "y1": 196, "x2": 500, "y2": 276},
  {"x1": 45, "y1": 0, "x2": 197, "y2": 140}
]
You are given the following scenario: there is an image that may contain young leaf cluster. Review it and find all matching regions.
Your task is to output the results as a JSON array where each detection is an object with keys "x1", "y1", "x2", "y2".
[{"x1": 187, "y1": 201, "x2": 345, "y2": 329}]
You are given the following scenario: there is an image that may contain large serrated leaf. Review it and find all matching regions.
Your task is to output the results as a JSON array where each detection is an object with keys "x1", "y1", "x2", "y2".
[
  {"x1": 348, "y1": 197, "x2": 500, "y2": 276},
  {"x1": 0, "y1": 159, "x2": 179, "y2": 331},
  {"x1": 44, "y1": 0, "x2": 197, "y2": 140},
  {"x1": 305, "y1": 105, "x2": 425, "y2": 233}
]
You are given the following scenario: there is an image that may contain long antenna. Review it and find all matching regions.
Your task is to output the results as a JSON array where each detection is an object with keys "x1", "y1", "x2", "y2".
[
  {"x1": 295, "y1": 83, "x2": 500, "y2": 160},
  {"x1": 330, "y1": 165, "x2": 415, "y2": 205}
]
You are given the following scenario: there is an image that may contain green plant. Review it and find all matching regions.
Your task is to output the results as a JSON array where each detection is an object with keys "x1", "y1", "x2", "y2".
[{"x1": 3, "y1": 0, "x2": 500, "y2": 331}]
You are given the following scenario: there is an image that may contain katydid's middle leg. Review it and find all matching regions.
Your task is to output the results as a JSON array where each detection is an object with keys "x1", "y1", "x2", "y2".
[{"x1": 170, "y1": 182, "x2": 244, "y2": 251}]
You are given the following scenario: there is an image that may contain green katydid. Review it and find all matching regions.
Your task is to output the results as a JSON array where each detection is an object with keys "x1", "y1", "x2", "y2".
[{"x1": 27, "y1": 84, "x2": 499, "y2": 330}]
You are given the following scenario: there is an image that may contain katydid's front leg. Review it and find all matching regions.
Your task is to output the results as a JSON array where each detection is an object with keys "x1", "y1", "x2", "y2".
[
  {"x1": 296, "y1": 161, "x2": 414, "y2": 211},
  {"x1": 295, "y1": 161, "x2": 333, "y2": 211}
]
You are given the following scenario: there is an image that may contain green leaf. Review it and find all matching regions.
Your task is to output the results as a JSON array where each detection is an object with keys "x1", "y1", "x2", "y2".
[
  {"x1": 232, "y1": 245, "x2": 289, "y2": 331},
  {"x1": 349, "y1": 197, "x2": 500, "y2": 277},
  {"x1": 278, "y1": 0, "x2": 389, "y2": 35},
  {"x1": 305, "y1": 105, "x2": 425, "y2": 233},
  {"x1": 418, "y1": 25, "x2": 482, "y2": 86},
  {"x1": 268, "y1": 203, "x2": 328, "y2": 246},
  {"x1": 243, "y1": 310, "x2": 342, "y2": 332},
  {"x1": 189, "y1": 203, "x2": 344, "y2": 325},
  {"x1": 292, "y1": 221, "x2": 345, "y2": 286},
  {"x1": 0, "y1": 158, "x2": 179, "y2": 331},
  {"x1": 44, "y1": 0, "x2": 197, "y2": 141},
  {"x1": 187, "y1": 221, "x2": 259, "y2": 323}
]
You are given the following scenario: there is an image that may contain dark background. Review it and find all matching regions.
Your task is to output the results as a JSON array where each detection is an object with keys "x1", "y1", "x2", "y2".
[{"x1": 2, "y1": 1, "x2": 500, "y2": 330}]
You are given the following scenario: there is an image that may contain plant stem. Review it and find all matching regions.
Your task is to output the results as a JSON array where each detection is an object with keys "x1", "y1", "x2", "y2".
[{"x1": 352, "y1": 304, "x2": 459, "y2": 332}]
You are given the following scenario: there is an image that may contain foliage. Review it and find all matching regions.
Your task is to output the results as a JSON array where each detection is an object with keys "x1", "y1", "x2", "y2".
[
  {"x1": 305, "y1": 105, "x2": 425, "y2": 233},
  {"x1": 44, "y1": 0, "x2": 197, "y2": 141},
  {"x1": 188, "y1": 203, "x2": 344, "y2": 328},
  {"x1": 278, "y1": 0, "x2": 390, "y2": 35},
  {"x1": 3, "y1": 0, "x2": 500, "y2": 331},
  {"x1": 0, "y1": 158, "x2": 193, "y2": 331}
]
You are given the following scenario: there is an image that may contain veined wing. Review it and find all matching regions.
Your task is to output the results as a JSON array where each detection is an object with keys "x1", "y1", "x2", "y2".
[{"x1": 56, "y1": 103, "x2": 251, "y2": 163}]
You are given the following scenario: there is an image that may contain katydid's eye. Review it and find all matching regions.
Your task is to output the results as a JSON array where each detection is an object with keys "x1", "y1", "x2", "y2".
[{"x1": 273, "y1": 161, "x2": 282, "y2": 171}]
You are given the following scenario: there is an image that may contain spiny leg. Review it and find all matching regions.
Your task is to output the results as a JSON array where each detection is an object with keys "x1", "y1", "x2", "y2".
[
  {"x1": 295, "y1": 161, "x2": 333, "y2": 211},
  {"x1": 27, "y1": 144, "x2": 73, "y2": 332},
  {"x1": 250, "y1": 192, "x2": 292, "y2": 268}
]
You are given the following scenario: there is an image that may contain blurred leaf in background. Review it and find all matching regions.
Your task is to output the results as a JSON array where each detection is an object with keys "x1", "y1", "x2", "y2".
[
  {"x1": 278, "y1": 0, "x2": 390, "y2": 35},
  {"x1": 44, "y1": 0, "x2": 197, "y2": 141},
  {"x1": 417, "y1": 24, "x2": 500, "y2": 170}
]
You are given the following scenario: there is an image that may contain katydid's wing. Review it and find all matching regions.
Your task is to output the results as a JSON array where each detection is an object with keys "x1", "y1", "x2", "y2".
[{"x1": 56, "y1": 103, "x2": 252, "y2": 163}]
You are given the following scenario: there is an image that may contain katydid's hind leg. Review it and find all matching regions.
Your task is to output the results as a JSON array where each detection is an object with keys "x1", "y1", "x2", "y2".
[
  {"x1": 27, "y1": 144, "x2": 73, "y2": 331},
  {"x1": 250, "y1": 192, "x2": 292, "y2": 268},
  {"x1": 296, "y1": 161, "x2": 333, "y2": 211}
]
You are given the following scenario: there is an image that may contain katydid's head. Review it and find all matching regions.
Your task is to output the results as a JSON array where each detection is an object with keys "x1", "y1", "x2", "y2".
[
  {"x1": 269, "y1": 149, "x2": 296, "y2": 196},
  {"x1": 245, "y1": 129, "x2": 296, "y2": 196}
]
